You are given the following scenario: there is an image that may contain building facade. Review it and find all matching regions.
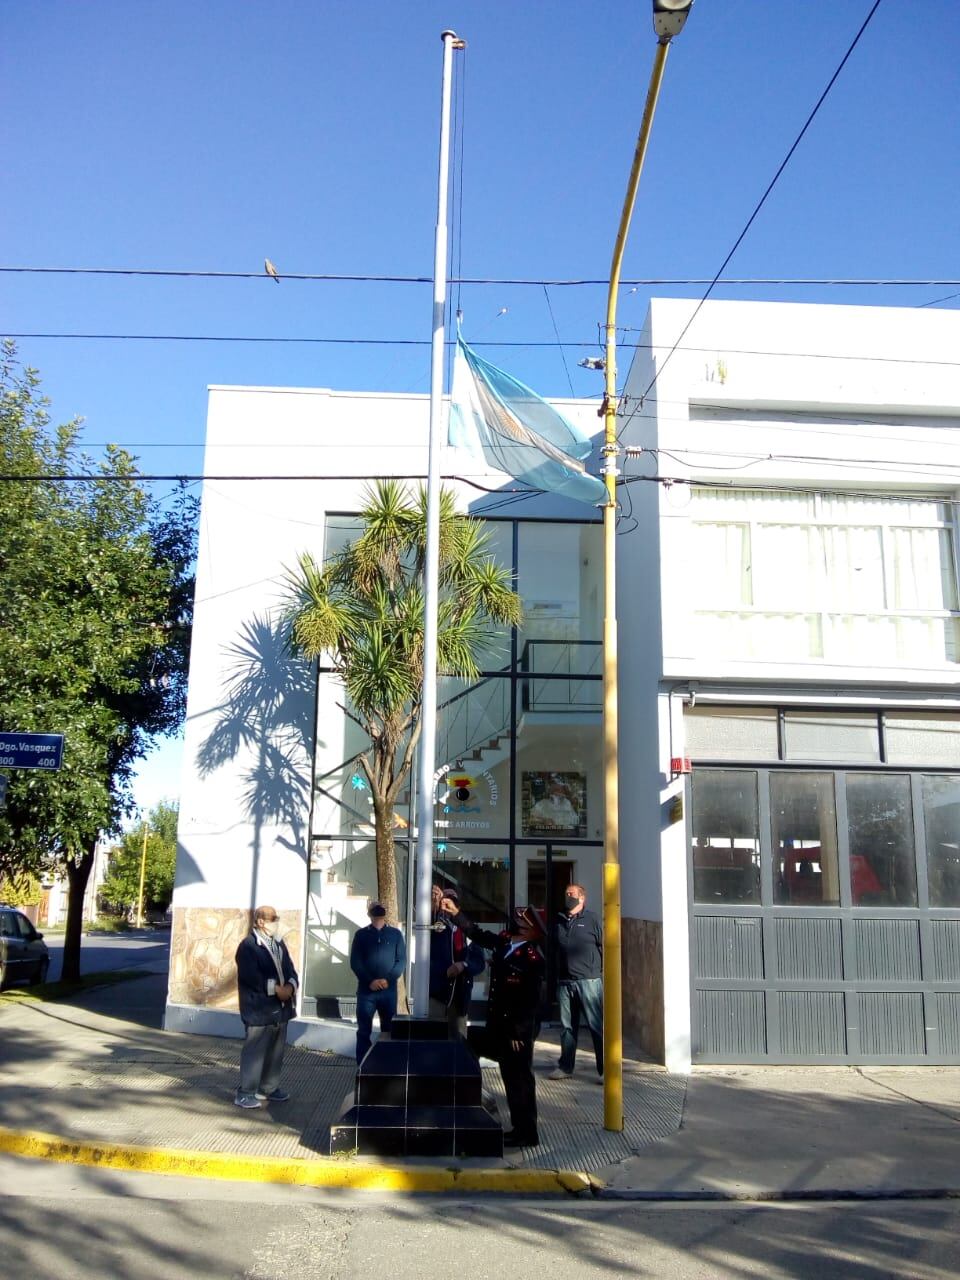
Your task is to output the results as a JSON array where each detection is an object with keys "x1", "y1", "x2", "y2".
[
  {"x1": 167, "y1": 299, "x2": 960, "y2": 1071},
  {"x1": 618, "y1": 298, "x2": 960, "y2": 1069}
]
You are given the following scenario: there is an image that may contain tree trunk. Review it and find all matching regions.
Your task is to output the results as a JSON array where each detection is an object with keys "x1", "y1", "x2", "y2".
[
  {"x1": 62, "y1": 840, "x2": 96, "y2": 982},
  {"x1": 372, "y1": 798, "x2": 408, "y2": 1013}
]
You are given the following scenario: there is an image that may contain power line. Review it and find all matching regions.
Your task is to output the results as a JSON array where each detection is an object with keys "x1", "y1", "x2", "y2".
[
  {"x1": 638, "y1": 0, "x2": 886, "y2": 406},
  {"x1": 4, "y1": 265, "x2": 960, "y2": 287},
  {"x1": 8, "y1": 332, "x2": 960, "y2": 372}
]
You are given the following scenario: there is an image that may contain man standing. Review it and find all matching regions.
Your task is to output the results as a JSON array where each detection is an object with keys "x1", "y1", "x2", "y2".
[
  {"x1": 549, "y1": 883, "x2": 603, "y2": 1082},
  {"x1": 350, "y1": 901, "x2": 406, "y2": 1063},
  {"x1": 429, "y1": 885, "x2": 485, "y2": 1039},
  {"x1": 234, "y1": 905, "x2": 299, "y2": 1109},
  {"x1": 441, "y1": 895, "x2": 545, "y2": 1149}
]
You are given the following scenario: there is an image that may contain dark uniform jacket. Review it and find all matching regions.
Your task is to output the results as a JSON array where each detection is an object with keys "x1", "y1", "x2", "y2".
[
  {"x1": 429, "y1": 917, "x2": 485, "y2": 1014},
  {"x1": 554, "y1": 907, "x2": 603, "y2": 981},
  {"x1": 235, "y1": 931, "x2": 299, "y2": 1026},
  {"x1": 459, "y1": 915, "x2": 544, "y2": 1042}
]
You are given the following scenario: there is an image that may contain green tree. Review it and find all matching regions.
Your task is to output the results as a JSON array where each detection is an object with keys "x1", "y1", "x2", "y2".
[
  {"x1": 285, "y1": 479, "x2": 522, "y2": 931},
  {"x1": 100, "y1": 801, "x2": 179, "y2": 917},
  {"x1": 0, "y1": 342, "x2": 196, "y2": 978}
]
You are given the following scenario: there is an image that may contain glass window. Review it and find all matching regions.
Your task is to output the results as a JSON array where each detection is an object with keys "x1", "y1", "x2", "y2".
[
  {"x1": 435, "y1": 676, "x2": 510, "y2": 840},
  {"x1": 517, "y1": 522, "x2": 602, "y2": 656},
  {"x1": 684, "y1": 707, "x2": 778, "y2": 762},
  {"x1": 312, "y1": 676, "x2": 412, "y2": 838},
  {"x1": 885, "y1": 714, "x2": 960, "y2": 767},
  {"x1": 923, "y1": 774, "x2": 960, "y2": 908},
  {"x1": 435, "y1": 849, "x2": 510, "y2": 927},
  {"x1": 783, "y1": 712, "x2": 880, "y2": 763},
  {"x1": 304, "y1": 839, "x2": 408, "y2": 1004},
  {"x1": 771, "y1": 772, "x2": 840, "y2": 905},
  {"x1": 691, "y1": 770, "x2": 761, "y2": 904},
  {"x1": 515, "y1": 694, "x2": 602, "y2": 842},
  {"x1": 845, "y1": 773, "x2": 918, "y2": 906}
]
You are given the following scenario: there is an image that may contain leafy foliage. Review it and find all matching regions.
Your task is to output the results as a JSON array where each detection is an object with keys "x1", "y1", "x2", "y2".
[
  {"x1": 0, "y1": 342, "x2": 197, "y2": 974},
  {"x1": 285, "y1": 479, "x2": 521, "y2": 927},
  {"x1": 100, "y1": 801, "x2": 178, "y2": 915}
]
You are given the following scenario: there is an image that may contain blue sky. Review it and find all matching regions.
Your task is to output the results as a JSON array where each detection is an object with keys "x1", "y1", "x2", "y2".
[{"x1": 4, "y1": 0, "x2": 959, "y2": 813}]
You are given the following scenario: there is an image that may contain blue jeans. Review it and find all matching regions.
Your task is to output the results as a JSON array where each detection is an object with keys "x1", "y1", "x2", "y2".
[
  {"x1": 557, "y1": 977, "x2": 603, "y2": 1075},
  {"x1": 355, "y1": 987, "x2": 397, "y2": 1062}
]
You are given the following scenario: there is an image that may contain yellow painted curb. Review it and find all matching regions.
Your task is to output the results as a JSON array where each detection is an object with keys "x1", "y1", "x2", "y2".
[{"x1": 0, "y1": 1126, "x2": 597, "y2": 1195}]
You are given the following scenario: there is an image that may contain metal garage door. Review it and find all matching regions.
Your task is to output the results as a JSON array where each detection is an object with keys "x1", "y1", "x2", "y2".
[{"x1": 689, "y1": 753, "x2": 960, "y2": 1064}]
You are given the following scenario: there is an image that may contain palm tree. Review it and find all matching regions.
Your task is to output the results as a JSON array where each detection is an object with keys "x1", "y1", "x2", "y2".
[{"x1": 286, "y1": 479, "x2": 522, "y2": 929}]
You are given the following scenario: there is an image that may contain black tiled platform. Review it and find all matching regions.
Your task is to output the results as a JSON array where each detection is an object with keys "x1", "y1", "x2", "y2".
[
  {"x1": 330, "y1": 1103, "x2": 504, "y2": 1158},
  {"x1": 328, "y1": 1019, "x2": 504, "y2": 1157}
]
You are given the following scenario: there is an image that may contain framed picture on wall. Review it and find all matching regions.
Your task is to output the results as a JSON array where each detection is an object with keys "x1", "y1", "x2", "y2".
[{"x1": 522, "y1": 771, "x2": 587, "y2": 837}]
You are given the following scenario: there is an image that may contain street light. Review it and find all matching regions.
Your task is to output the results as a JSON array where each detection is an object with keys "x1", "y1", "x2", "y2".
[{"x1": 600, "y1": 0, "x2": 693, "y2": 1132}]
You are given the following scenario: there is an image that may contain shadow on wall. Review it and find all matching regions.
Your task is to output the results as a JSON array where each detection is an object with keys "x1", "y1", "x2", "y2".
[{"x1": 196, "y1": 613, "x2": 318, "y2": 898}]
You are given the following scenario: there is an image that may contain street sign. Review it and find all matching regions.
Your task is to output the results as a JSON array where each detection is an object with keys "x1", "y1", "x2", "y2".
[{"x1": 0, "y1": 732, "x2": 65, "y2": 771}]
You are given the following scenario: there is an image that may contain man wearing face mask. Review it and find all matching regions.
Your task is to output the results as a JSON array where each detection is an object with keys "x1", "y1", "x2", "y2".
[
  {"x1": 234, "y1": 905, "x2": 299, "y2": 1108},
  {"x1": 350, "y1": 901, "x2": 406, "y2": 1063},
  {"x1": 549, "y1": 883, "x2": 603, "y2": 1082}
]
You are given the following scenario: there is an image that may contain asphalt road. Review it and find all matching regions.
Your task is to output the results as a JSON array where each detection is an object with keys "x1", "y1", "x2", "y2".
[
  {"x1": 43, "y1": 928, "x2": 170, "y2": 983},
  {"x1": 0, "y1": 1156, "x2": 957, "y2": 1280}
]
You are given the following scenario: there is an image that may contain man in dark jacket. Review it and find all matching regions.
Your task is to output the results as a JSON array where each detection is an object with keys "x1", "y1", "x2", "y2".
[
  {"x1": 350, "y1": 901, "x2": 406, "y2": 1063},
  {"x1": 441, "y1": 895, "x2": 545, "y2": 1149},
  {"x1": 549, "y1": 883, "x2": 603, "y2": 1081},
  {"x1": 234, "y1": 905, "x2": 299, "y2": 1109},
  {"x1": 428, "y1": 885, "x2": 485, "y2": 1038}
]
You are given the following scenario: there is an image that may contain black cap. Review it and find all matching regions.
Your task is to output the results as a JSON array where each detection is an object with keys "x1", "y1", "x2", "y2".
[
  {"x1": 442, "y1": 887, "x2": 459, "y2": 902},
  {"x1": 368, "y1": 902, "x2": 387, "y2": 918}
]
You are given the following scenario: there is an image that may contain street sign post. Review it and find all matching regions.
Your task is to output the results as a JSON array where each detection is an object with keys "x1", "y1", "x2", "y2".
[
  {"x1": 0, "y1": 774, "x2": 7, "y2": 810},
  {"x1": 0, "y1": 732, "x2": 65, "y2": 771}
]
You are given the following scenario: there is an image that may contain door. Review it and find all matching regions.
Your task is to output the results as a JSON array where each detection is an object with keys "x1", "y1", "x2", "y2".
[
  {"x1": 0, "y1": 912, "x2": 27, "y2": 984},
  {"x1": 690, "y1": 767, "x2": 960, "y2": 1064}
]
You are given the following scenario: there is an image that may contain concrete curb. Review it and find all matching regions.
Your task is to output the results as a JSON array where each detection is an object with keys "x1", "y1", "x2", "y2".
[
  {"x1": 594, "y1": 1186, "x2": 960, "y2": 1202},
  {"x1": 0, "y1": 1126, "x2": 597, "y2": 1195}
]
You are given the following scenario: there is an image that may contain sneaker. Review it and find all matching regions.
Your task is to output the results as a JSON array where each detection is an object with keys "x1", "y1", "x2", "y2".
[
  {"x1": 234, "y1": 1092, "x2": 262, "y2": 1109},
  {"x1": 547, "y1": 1068, "x2": 572, "y2": 1081},
  {"x1": 592, "y1": 1074, "x2": 604, "y2": 1085},
  {"x1": 255, "y1": 1088, "x2": 290, "y2": 1103}
]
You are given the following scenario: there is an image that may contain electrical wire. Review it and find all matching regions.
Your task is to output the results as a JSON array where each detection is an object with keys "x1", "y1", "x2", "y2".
[
  {"x1": 542, "y1": 285, "x2": 576, "y2": 396},
  {"x1": 9, "y1": 332, "x2": 960, "y2": 373},
  {"x1": 6, "y1": 266, "x2": 960, "y2": 287},
  {"x1": 637, "y1": 0, "x2": 886, "y2": 407}
]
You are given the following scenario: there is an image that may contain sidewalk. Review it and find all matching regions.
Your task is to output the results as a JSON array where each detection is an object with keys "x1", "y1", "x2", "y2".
[{"x1": 1, "y1": 973, "x2": 958, "y2": 1198}]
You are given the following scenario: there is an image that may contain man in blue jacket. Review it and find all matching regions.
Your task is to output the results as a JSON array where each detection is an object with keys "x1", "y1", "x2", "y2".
[
  {"x1": 234, "y1": 904, "x2": 299, "y2": 1109},
  {"x1": 350, "y1": 901, "x2": 406, "y2": 1062}
]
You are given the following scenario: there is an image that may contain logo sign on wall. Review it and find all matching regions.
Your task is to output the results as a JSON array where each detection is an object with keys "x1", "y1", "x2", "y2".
[{"x1": 435, "y1": 764, "x2": 499, "y2": 833}]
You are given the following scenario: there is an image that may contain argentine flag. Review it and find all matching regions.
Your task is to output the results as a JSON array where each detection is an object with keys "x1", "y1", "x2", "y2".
[{"x1": 448, "y1": 336, "x2": 607, "y2": 507}]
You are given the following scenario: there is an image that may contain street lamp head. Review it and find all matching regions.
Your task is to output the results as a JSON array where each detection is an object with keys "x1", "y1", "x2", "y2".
[{"x1": 652, "y1": 0, "x2": 693, "y2": 42}]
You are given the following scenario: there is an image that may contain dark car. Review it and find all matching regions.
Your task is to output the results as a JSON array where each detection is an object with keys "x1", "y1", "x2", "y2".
[{"x1": 0, "y1": 906, "x2": 50, "y2": 989}]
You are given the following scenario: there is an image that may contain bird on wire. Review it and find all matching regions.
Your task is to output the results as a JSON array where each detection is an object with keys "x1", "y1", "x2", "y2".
[{"x1": 264, "y1": 258, "x2": 281, "y2": 284}]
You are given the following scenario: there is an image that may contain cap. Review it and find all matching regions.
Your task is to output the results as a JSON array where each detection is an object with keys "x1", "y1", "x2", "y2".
[
  {"x1": 368, "y1": 902, "x2": 387, "y2": 918},
  {"x1": 441, "y1": 887, "x2": 459, "y2": 902}
]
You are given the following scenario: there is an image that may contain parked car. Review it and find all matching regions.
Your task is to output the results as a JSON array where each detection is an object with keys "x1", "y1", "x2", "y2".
[{"x1": 0, "y1": 905, "x2": 50, "y2": 989}]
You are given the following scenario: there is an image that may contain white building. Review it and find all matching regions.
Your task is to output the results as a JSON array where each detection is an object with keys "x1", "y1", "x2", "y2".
[{"x1": 167, "y1": 299, "x2": 960, "y2": 1069}]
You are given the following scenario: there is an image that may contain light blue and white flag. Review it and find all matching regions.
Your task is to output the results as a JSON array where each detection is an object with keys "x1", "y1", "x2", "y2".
[{"x1": 448, "y1": 336, "x2": 607, "y2": 506}]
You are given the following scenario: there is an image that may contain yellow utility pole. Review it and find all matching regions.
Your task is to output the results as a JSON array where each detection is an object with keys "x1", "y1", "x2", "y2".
[
  {"x1": 135, "y1": 819, "x2": 149, "y2": 929},
  {"x1": 601, "y1": 0, "x2": 693, "y2": 1132}
]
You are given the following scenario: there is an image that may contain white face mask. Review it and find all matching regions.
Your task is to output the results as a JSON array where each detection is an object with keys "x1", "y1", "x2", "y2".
[{"x1": 259, "y1": 919, "x2": 280, "y2": 938}]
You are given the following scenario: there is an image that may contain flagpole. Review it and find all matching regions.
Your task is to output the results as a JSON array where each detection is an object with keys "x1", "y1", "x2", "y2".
[{"x1": 412, "y1": 29, "x2": 462, "y2": 1017}]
